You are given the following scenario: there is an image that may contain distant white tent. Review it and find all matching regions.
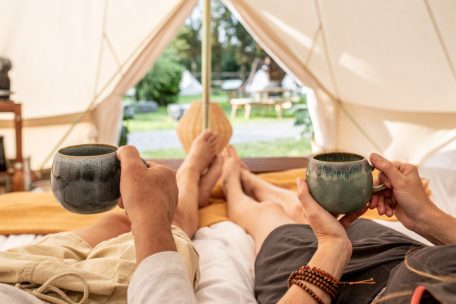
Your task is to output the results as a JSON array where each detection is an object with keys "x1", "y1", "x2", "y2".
[
  {"x1": 245, "y1": 67, "x2": 269, "y2": 94},
  {"x1": 245, "y1": 67, "x2": 300, "y2": 94},
  {"x1": 281, "y1": 74, "x2": 299, "y2": 92},
  {"x1": 179, "y1": 70, "x2": 203, "y2": 96}
]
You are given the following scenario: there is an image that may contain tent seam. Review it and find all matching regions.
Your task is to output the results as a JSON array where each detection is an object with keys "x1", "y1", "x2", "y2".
[{"x1": 423, "y1": 0, "x2": 456, "y2": 84}]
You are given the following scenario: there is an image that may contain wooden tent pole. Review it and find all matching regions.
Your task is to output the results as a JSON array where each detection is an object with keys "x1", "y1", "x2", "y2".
[{"x1": 201, "y1": 0, "x2": 211, "y2": 129}]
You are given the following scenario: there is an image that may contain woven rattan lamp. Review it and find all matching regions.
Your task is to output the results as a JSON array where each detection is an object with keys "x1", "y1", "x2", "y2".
[
  {"x1": 177, "y1": 101, "x2": 232, "y2": 152},
  {"x1": 176, "y1": 0, "x2": 232, "y2": 153}
]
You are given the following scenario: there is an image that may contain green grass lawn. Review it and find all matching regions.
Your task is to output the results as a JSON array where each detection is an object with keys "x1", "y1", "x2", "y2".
[
  {"x1": 126, "y1": 92, "x2": 309, "y2": 158},
  {"x1": 126, "y1": 93, "x2": 296, "y2": 133},
  {"x1": 142, "y1": 137, "x2": 311, "y2": 159},
  {"x1": 125, "y1": 107, "x2": 178, "y2": 132}
]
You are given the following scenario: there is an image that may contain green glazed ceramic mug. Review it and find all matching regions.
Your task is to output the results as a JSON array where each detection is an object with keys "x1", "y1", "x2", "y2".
[
  {"x1": 51, "y1": 144, "x2": 121, "y2": 214},
  {"x1": 306, "y1": 152, "x2": 385, "y2": 214}
]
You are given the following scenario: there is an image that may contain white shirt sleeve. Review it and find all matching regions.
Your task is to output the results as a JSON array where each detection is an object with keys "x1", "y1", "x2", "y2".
[
  {"x1": 0, "y1": 283, "x2": 42, "y2": 304},
  {"x1": 128, "y1": 251, "x2": 197, "y2": 304}
]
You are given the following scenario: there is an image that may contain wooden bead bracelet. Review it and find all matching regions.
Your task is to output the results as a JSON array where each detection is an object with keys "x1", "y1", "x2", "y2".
[{"x1": 288, "y1": 265, "x2": 376, "y2": 302}]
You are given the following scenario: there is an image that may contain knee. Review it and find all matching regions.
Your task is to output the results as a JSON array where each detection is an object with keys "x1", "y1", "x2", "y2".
[
  {"x1": 98, "y1": 213, "x2": 131, "y2": 229},
  {"x1": 259, "y1": 202, "x2": 288, "y2": 217}
]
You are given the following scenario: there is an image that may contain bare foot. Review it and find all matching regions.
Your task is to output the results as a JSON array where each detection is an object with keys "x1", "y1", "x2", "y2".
[
  {"x1": 198, "y1": 154, "x2": 223, "y2": 208},
  {"x1": 221, "y1": 146, "x2": 243, "y2": 199},
  {"x1": 180, "y1": 130, "x2": 219, "y2": 176}
]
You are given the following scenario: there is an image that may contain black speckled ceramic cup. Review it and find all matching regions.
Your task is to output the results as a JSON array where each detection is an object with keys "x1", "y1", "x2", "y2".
[
  {"x1": 306, "y1": 152, "x2": 385, "y2": 214},
  {"x1": 51, "y1": 144, "x2": 120, "y2": 214}
]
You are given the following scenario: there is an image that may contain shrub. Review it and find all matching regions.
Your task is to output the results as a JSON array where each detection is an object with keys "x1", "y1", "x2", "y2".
[{"x1": 135, "y1": 49, "x2": 183, "y2": 106}]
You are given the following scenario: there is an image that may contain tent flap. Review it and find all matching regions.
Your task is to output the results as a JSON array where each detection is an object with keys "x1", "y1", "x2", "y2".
[
  {"x1": 0, "y1": 0, "x2": 196, "y2": 169},
  {"x1": 225, "y1": 0, "x2": 456, "y2": 163}
]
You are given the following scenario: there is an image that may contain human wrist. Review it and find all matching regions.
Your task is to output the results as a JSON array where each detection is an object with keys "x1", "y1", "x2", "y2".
[
  {"x1": 318, "y1": 238, "x2": 352, "y2": 260},
  {"x1": 312, "y1": 239, "x2": 352, "y2": 279},
  {"x1": 416, "y1": 208, "x2": 456, "y2": 245},
  {"x1": 131, "y1": 216, "x2": 176, "y2": 263}
]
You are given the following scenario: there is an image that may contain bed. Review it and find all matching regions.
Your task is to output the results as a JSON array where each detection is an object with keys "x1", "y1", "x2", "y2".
[{"x1": 0, "y1": 158, "x2": 452, "y2": 303}]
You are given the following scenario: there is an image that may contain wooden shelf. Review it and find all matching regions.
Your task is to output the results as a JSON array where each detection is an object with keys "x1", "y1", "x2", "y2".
[
  {"x1": 0, "y1": 100, "x2": 22, "y2": 163},
  {"x1": 0, "y1": 100, "x2": 24, "y2": 191}
]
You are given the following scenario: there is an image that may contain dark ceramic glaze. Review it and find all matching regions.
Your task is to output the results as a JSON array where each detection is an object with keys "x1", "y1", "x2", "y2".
[
  {"x1": 51, "y1": 144, "x2": 120, "y2": 214},
  {"x1": 306, "y1": 152, "x2": 375, "y2": 214}
]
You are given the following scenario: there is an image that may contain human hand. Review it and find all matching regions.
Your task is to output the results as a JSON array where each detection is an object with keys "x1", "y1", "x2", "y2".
[
  {"x1": 297, "y1": 178, "x2": 367, "y2": 246},
  {"x1": 369, "y1": 153, "x2": 437, "y2": 232},
  {"x1": 117, "y1": 145, "x2": 178, "y2": 227}
]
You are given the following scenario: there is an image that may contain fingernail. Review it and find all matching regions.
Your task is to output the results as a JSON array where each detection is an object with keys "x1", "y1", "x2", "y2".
[
  {"x1": 296, "y1": 178, "x2": 303, "y2": 187},
  {"x1": 371, "y1": 153, "x2": 380, "y2": 161}
]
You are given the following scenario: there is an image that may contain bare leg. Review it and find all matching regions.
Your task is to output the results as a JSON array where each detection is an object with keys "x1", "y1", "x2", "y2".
[
  {"x1": 198, "y1": 154, "x2": 223, "y2": 208},
  {"x1": 173, "y1": 130, "x2": 219, "y2": 238},
  {"x1": 73, "y1": 213, "x2": 131, "y2": 248},
  {"x1": 222, "y1": 146, "x2": 295, "y2": 253},
  {"x1": 241, "y1": 169, "x2": 307, "y2": 224}
]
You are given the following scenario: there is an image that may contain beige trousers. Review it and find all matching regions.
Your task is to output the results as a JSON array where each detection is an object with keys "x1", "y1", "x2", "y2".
[{"x1": 0, "y1": 226, "x2": 199, "y2": 304}]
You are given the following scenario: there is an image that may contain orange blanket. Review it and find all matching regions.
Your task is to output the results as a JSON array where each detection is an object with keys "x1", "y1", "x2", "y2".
[{"x1": 0, "y1": 168, "x2": 419, "y2": 235}]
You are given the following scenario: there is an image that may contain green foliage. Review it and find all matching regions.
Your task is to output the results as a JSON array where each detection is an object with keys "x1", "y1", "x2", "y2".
[
  {"x1": 118, "y1": 125, "x2": 129, "y2": 146},
  {"x1": 291, "y1": 96, "x2": 314, "y2": 139},
  {"x1": 135, "y1": 49, "x2": 183, "y2": 106},
  {"x1": 173, "y1": 19, "x2": 201, "y2": 75},
  {"x1": 170, "y1": 0, "x2": 265, "y2": 80}
]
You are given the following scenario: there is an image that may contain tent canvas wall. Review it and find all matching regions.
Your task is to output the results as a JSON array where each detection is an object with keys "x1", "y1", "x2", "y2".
[
  {"x1": 1, "y1": 0, "x2": 455, "y2": 171},
  {"x1": 0, "y1": 0, "x2": 196, "y2": 170},
  {"x1": 224, "y1": 0, "x2": 456, "y2": 165}
]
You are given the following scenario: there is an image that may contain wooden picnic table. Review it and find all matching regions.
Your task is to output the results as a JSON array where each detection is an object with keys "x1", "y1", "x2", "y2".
[{"x1": 230, "y1": 87, "x2": 292, "y2": 119}]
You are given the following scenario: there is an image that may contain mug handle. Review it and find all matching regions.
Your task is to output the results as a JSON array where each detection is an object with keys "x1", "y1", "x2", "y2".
[
  {"x1": 373, "y1": 184, "x2": 386, "y2": 193},
  {"x1": 370, "y1": 163, "x2": 386, "y2": 193}
]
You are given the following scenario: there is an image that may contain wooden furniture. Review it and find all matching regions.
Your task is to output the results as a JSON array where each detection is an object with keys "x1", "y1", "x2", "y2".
[
  {"x1": 0, "y1": 100, "x2": 24, "y2": 191},
  {"x1": 0, "y1": 100, "x2": 22, "y2": 163},
  {"x1": 230, "y1": 88, "x2": 292, "y2": 119}
]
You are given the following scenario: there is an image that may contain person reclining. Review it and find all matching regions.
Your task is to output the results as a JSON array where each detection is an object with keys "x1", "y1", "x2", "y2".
[
  {"x1": 0, "y1": 130, "x2": 223, "y2": 304},
  {"x1": 221, "y1": 146, "x2": 456, "y2": 304}
]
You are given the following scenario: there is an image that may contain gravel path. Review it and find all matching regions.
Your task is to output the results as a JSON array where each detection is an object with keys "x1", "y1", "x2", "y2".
[{"x1": 128, "y1": 120, "x2": 302, "y2": 151}]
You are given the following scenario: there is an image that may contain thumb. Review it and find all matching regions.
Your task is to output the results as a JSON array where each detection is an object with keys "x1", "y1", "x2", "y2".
[
  {"x1": 370, "y1": 153, "x2": 402, "y2": 185},
  {"x1": 296, "y1": 178, "x2": 320, "y2": 214},
  {"x1": 117, "y1": 145, "x2": 145, "y2": 171}
]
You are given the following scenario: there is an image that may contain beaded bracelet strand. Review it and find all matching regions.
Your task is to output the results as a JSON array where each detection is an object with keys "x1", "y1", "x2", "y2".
[
  {"x1": 288, "y1": 265, "x2": 376, "y2": 303},
  {"x1": 289, "y1": 279, "x2": 325, "y2": 304},
  {"x1": 289, "y1": 273, "x2": 338, "y2": 300}
]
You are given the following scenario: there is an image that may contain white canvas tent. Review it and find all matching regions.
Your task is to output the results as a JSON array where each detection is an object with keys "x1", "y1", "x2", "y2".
[
  {"x1": 1, "y1": 0, "x2": 455, "y2": 170},
  {"x1": 0, "y1": 0, "x2": 196, "y2": 169},
  {"x1": 245, "y1": 68, "x2": 269, "y2": 94},
  {"x1": 223, "y1": 0, "x2": 456, "y2": 165},
  {"x1": 180, "y1": 70, "x2": 203, "y2": 96}
]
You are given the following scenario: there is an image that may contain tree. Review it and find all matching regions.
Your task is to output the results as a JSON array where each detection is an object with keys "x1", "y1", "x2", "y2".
[
  {"x1": 174, "y1": 11, "x2": 202, "y2": 75},
  {"x1": 135, "y1": 48, "x2": 183, "y2": 106}
]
